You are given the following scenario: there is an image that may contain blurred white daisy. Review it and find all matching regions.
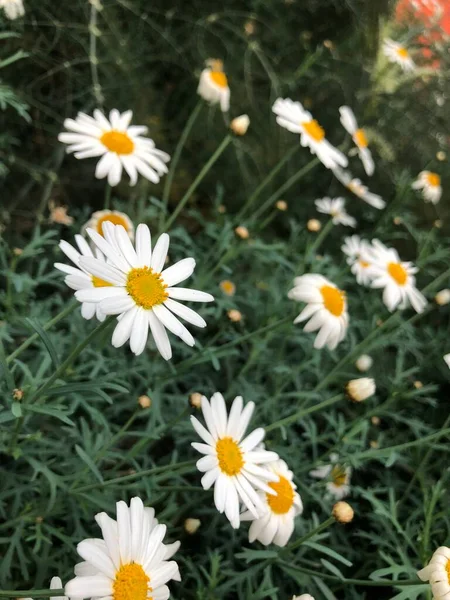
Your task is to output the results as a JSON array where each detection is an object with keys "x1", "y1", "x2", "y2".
[
  {"x1": 444, "y1": 354, "x2": 450, "y2": 369},
  {"x1": 272, "y1": 98, "x2": 348, "y2": 170},
  {"x1": 241, "y1": 458, "x2": 303, "y2": 547},
  {"x1": 74, "y1": 222, "x2": 214, "y2": 359},
  {"x1": 197, "y1": 59, "x2": 230, "y2": 112},
  {"x1": 65, "y1": 497, "x2": 180, "y2": 600},
  {"x1": 412, "y1": 171, "x2": 442, "y2": 204},
  {"x1": 83, "y1": 209, "x2": 134, "y2": 240},
  {"x1": 315, "y1": 197, "x2": 356, "y2": 227},
  {"x1": 309, "y1": 453, "x2": 351, "y2": 500},
  {"x1": 190, "y1": 393, "x2": 279, "y2": 529},
  {"x1": 58, "y1": 109, "x2": 170, "y2": 187},
  {"x1": 288, "y1": 274, "x2": 349, "y2": 350},
  {"x1": 22, "y1": 577, "x2": 67, "y2": 600},
  {"x1": 362, "y1": 240, "x2": 427, "y2": 314},
  {"x1": 417, "y1": 546, "x2": 450, "y2": 600},
  {"x1": 383, "y1": 38, "x2": 415, "y2": 71},
  {"x1": 0, "y1": 0, "x2": 24, "y2": 19},
  {"x1": 54, "y1": 234, "x2": 109, "y2": 322},
  {"x1": 293, "y1": 595, "x2": 315, "y2": 600},
  {"x1": 341, "y1": 235, "x2": 372, "y2": 286},
  {"x1": 339, "y1": 106, "x2": 374, "y2": 176},
  {"x1": 332, "y1": 167, "x2": 385, "y2": 209}
]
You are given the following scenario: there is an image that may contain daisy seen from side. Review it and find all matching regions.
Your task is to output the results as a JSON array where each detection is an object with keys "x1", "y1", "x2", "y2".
[
  {"x1": 315, "y1": 197, "x2": 356, "y2": 227},
  {"x1": 197, "y1": 59, "x2": 230, "y2": 112},
  {"x1": 341, "y1": 235, "x2": 372, "y2": 286},
  {"x1": 339, "y1": 106, "x2": 374, "y2": 176},
  {"x1": 417, "y1": 546, "x2": 450, "y2": 600},
  {"x1": 309, "y1": 453, "x2": 351, "y2": 500},
  {"x1": 412, "y1": 171, "x2": 442, "y2": 204},
  {"x1": 332, "y1": 167, "x2": 386, "y2": 209},
  {"x1": 383, "y1": 38, "x2": 415, "y2": 71},
  {"x1": 83, "y1": 209, "x2": 134, "y2": 240}
]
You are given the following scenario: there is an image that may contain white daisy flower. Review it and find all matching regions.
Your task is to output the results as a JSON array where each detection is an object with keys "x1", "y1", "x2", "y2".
[
  {"x1": 197, "y1": 59, "x2": 230, "y2": 112},
  {"x1": 293, "y1": 595, "x2": 315, "y2": 600},
  {"x1": 339, "y1": 106, "x2": 374, "y2": 176},
  {"x1": 444, "y1": 354, "x2": 450, "y2": 369},
  {"x1": 341, "y1": 235, "x2": 372, "y2": 286},
  {"x1": 241, "y1": 459, "x2": 303, "y2": 547},
  {"x1": 417, "y1": 546, "x2": 450, "y2": 600},
  {"x1": 383, "y1": 38, "x2": 415, "y2": 71},
  {"x1": 74, "y1": 222, "x2": 214, "y2": 359},
  {"x1": 309, "y1": 453, "x2": 351, "y2": 500},
  {"x1": 272, "y1": 98, "x2": 348, "y2": 170},
  {"x1": 54, "y1": 234, "x2": 109, "y2": 322},
  {"x1": 22, "y1": 577, "x2": 67, "y2": 600},
  {"x1": 58, "y1": 109, "x2": 170, "y2": 187},
  {"x1": 412, "y1": 171, "x2": 442, "y2": 204},
  {"x1": 315, "y1": 197, "x2": 356, "y2": 227},
  {"x1": 288, "y1": 274, "x2": 349, "y2": 350},
  {"x1": 190, "y1": 393, "x2": 279, "y2": 529},
  {"x1": 362, "y1": 240, "x2": 427, "y2": 314},
  {"x1": 83, "y1": 209, "x2": 134, "y2": 240},
  {"x1": 0, "y1": 0, "x2": 24, "y2": 19},
  {"x1": 332, "y1": 167, "x2": 385, "y2": 209},
  {"x1": 65, "y1": 497, "x2": 180, "y2": 600}
]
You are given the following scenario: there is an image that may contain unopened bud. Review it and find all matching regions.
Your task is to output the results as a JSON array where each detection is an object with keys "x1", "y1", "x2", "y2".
[
  {"x1": 235, "y1": 225, "x2": 249, "y2": 239},
  {"x1": 138, "y1": 395, "x2": 151, "y2": 409},
  {"x1": 13, "y1": 248, "x2": 23, "y2": 256},
  {"x1": 218, "y1": 204, "x2": 226, "y2": 214},
  {"x1": 332, "y1": 501, "x2": 354, "y2": 523},
  {"x1": 414, "y1": 381, "x2": 423, "y2": 389},
  {"x1": 307, "y1": 219, "x2": 321, "y2": 232},
  {"x1": 13, "y1": 388, "x2": 24, "y2": 401},
  {"x1": 371, "y1": 416, "x2": 380, "y2": 426},
  {"x1": 393, "y1": 216, "x2": 402, "y2": 225},
  {"x1": 184, "y1": 518, "x2": 201, "y2": 534},
  {"x1": 189, "y1": 392, "x2": 202, "y2": 408},
  {"x1": 355, "y1": 354, "x2": 373, "y2": 372},
  {"x1": 436, "y1": 151, "x2": 446, "y2": 161},
  {"x1": 346, "y1": 378, "x2": 375, "y2": 402},
  {"x1": 276, "y1": 200, "x2": 288, "y2": 211},
  {"x1": 230, "y1": 114, "x2": 250, "y2": 136},
  {"x1": 435, "y1": 289, "x2": 450, "y2": 306},
  {"x1": 220, "y1": 280, "x2": 236, "y2": 296},
  {"x1": 434, "y1": 219, "x2": 442, "y2": 228},
  {"x1": 227, "y1": 309, "x2": 242, "y2": 322}
]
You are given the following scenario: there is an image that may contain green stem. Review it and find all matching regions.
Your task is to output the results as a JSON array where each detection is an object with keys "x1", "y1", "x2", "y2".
[
  {"x1": 265, "y1": 394, "x2": 343, "y2": 433},
  {"x1": 89, "y1": 0, "x2": 104, "y2": 106},
  {"x1": 164, "y1": 135, "x2": 232, "y2": 230},
  {"x1": 284, "y1": 516, "x2": 335, "y2": 553},
  {"x1": 0, "y1": 590, "x2": 64, "y2": 598},
  {"x1": 303, "y1": 219, "x2": 334, "y2": 266},
  {"x1": 104, "y1": 183, "x2": 112, "y2": 210}
]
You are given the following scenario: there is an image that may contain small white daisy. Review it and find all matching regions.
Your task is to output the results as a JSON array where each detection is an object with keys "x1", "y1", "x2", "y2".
[
  {"x1": 339, "y1": 106, "x2": 374, "y2": 176},
  {"x1": 58, "y1": 109, "x2": 170, "y2": 187},
  {"x1": 83, "y1": 209, "x2": 134, "y2": 240},
  {"x1": 444, "y1": 354, "x2": 450, "y2": 369},
  {"x1": 22, "y1": 577, "x2": 67, "y2": 600},
  {"x1": 190, "y1": 393, "x2": 279, "y2": 529},
  {"x1": 74, "y1": 222, "x2": 214, "y2": 359},
  {"x1": 241, "y1": 459, "x2": 303, "y2": 547},
  {"x1": 272, "y1": 98, "x2": 348, "y2": 170},
  {"x1": 362, "y1": 240, "x2": 427, "y2": 314},
  {"x1": 412, "y1": 171, "x2": 442, "y2": 204},
  {"x1": 288, "y1": 274, "x2": 349, "y2": 350},
  {"x1": 65, "y1": 497, "x2": 180, "y2": 600},
  {"x1": 0, "y1": 0, "x2": 24, "y2": 19},
  {"x1": 309, "y1": 453, "x2": 351, "y2": 500},
  {"x1": 54, "y1": 234, "x2": 109, "y2": 322},
  {"x1": 332, "y1": 167, "x2": 385, "y2": 209},
  {"x1": 383, "y1": 38, "x2": 415, "y2": 71},
  {"x1": 417, "y1": 546, "x2": 450, "y2": 600},
  {"x1": 341, "y1": 235, "x2": 372, "y2": 286},
  {"x1": 315, "y1": 197, "x2": 356, "y2": 227},
  {"x1": 197, "y1": 59, "x2": 230, "y2": 112}
]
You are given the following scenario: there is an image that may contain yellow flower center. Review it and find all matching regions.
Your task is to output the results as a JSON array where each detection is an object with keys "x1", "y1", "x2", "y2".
[
  {"x1": 266, "y1": 475, "x2": 295, "y2": 514},
  {"x1": 354, "y1": 128, "x2": 368, "y2": 148},
  {"x1": 320, "y1": 285, "x2": 345, "y2": 317},
  {"x1": 358, "y1": 259, "x2": 369, "y2": 268},
  {"x1": 216, "y1": 437, "x2": 244, "y2": 476},
  {"x1": 92, "y1": 275, "x2": 113, "y2": 288},
  {"x1": 426, "y1": 172, "x2": 440, "y2": 187},
  {"x1": 113, "y1": 563, "x2": 151, "y2": 600},
  {"x1": 331, "y1": 465, "x2": 347, "y2": 487},
  {"x1": 96, "y1": 213, "x2": 130, "y2": 236},
  {"x1": 209, "y1": 71, "x2": 228, "y2": 88},
  {"x1": 302, "y1": 119, "x2": 325, "y2": 142},
  {"x1": 387, "y1": 262, "x2": 408, "y2": 286},
  {"x1": 220, "y1": 280, "x2": 235, "y2": 296},
  {"x1": 446, "y1": 559, "x2": 450, "y2": 585},
  {"x1": 126, "y1": 267, "x2": 168, "y2": 309},
  {"x1": 100, "y1": 130, "x2": 135, "y2": 155},
  {"x1": 347, "y1": 181, "x2": 363, "y2": 195},
  {"x1": 396, "y1": 46, "x2": 409, "y2": 59}
]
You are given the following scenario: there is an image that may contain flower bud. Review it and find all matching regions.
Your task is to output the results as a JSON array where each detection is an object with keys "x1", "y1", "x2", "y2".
[
  {"x1": 346, "y1": 378, "x2": 375, "y2": 402},
  {"x1": 189, "y1": 392, "x2": 202, "y2": 408},
  {"x1": 292, "y1": 595, "x2": 315, "y2": 600},
  {"x1": 276, "y1": 200, "x2": 288, "y2": 211},
  {"x1": 355, "y1": 354, "x2": 373, "y2": 372},
  {"x1": 217, "y1": 204, "x2": 226, "y2": 214},
  {"x1": 235, "y1": 225, "x2": 249, "y2": 239},
  {"x1": 371, "y1": 416, "x2": 380, "y2": 426},
  {"x1": 13, "y1": 388, "x2": 24, "y2": 401},
  {"x1": 227, "y1": 309, "x2": 242, "y2": 322},
  {"x1": 220, "y1": 280, "x2": 236, "y2": 296},
  {"x1": 414, "y1": 381, "x2": 423, "y2": 389},
  {"x1": 332, "y1": 501, "x2": 354, "y2": 523},
  {"x1": 230, "y1": 114, "x2": 250, "y2": 136},
  {"x1": 436, "y1": 151, "x2": 446, "y2": 161},
  {"x1": 393, "y1": 216, "x2": 402, "y2": 225},
  {"x1": 435, "y1": 289, "x2": 450, "y2": 306},
  {"x1": 184, "y1": 518, "x2": 201, "y2": 534},
  {"x1": 138, "y1": 395, "x2": 151, "y2": 409},
  {"x1": 307, "y1": 219, "x2": 321, "y2": 232}
]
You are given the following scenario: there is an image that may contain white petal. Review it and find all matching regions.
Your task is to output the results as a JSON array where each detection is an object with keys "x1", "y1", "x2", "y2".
[
  {"x1": 148, "y1": 310, "x2": 172, "y2": 360},
  {"x1": 76, "y1": 539, "x2": 116, "y2": 579},
  {"x1": 135, "y1": 224, "x2": 151, "y2": 268},
  {"x1": 161, "y1": 257, "x2": 196, "y2": 287},
  {"x1": 79, "y1": 256, "x2": 127, "y2": 286},
  {"x1": 152, "y1": 304, "x2": 195, "y2": 347},
  {"x1": 167, "y1": 288, "x2": 214, "y2": 302},
  {"x1": 163, "y1": 298, "x2": 206, "y2": 328},
  {"x1": 64, "y1": 575, "x2": 112, "y2": 599},
  {"x1": 129, "y1": 309, "x2": 149, "y2": 355},
  {"x1": 150, "y1": 233, "x2": 170, "y2": 272},
  {"x1": 112, "y1": 307, "x2": 138, "y2": 347}
]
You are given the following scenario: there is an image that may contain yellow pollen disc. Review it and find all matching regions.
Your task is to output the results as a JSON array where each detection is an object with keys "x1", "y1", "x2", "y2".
[
  {"x1": 96, "y1": 213, "x2": 130, "y2": 236},
  {"x1": 216, "y1": 437, "x2": 244, "y2": 476},
  {"x1": 446, "y1": 559, "x2": 450, "y2": 585},
  {"x1": 354, "y1": 128, "x2": 368, "y2": 148},
  {"x1": 100, "y1": 130, "x2": 135, "y2": 155},
  {"x1": 331, "y1": 465, "x2": 347, "y2": 487},
  {"x1": 358, "y1": 259, "x2": 369, "y2": 268},
  {"x1": 92, "y1": 275, "x2": 113, "y2": 288},
  {"x1": 210, "y1": 71, "x2": 228, "y2": 88},
  {"x1": 220, "y1": 280, "x2": 235, "y2": 296},
  {"x1": 266, "y1": 475, "x2": 295, "y2": 514},
  {"x1": 387, "y1": 262, "x2": 408, "y2": 286},
  {"x1": 126, "y1": 267, "x2": 168, "y2": 309},
  {"x1": 320, "y1": 285, "x2": 345, "y2": 317},
  {"x1": 396, "y1": 46, "x2": 409, "y2": 59},
  {"x1": 113, "y1": 563, "x2": 151, "y2": 600},
  {"x1": 426, "y1": 172, "x2": 440, "y2": 187},
  {"x1": 302, "y1": 119, "x2": 325, "y2": 142}
]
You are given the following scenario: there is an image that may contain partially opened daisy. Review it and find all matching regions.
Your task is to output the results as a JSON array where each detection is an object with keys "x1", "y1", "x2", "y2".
[
  {"x1": 0, "y1": 0, "x2": 25, "y2": 19},
  {"x1": 315, "y1": 197, "x2": 356, "y2": 227},
  {"x1": 341, "y1": 235, "x2": 372, "y2": 286},
  {"x1": 362, "y1": 240, "x2": 427, "y2": 313},
  {"x1": 65, "y1": 497, "x2": 180, "y2": 600},
  {"x1": 332, "y1": 167, "x2": 385, "y2": 209},
  {"x1": 339, "y1": 106, "x2": 374, "y2": 176},
  {"x1": 417, "y1": 546, "x2": 450, "y2": 600},
  {"x1": 241, "y1": 459, "x2": 303, "y2": 547},
  {"x1": 309, "y1": 453, "x2": 351, "y2": 500},
  {"x1": 272, "y1": 98, "x2": 348, "y2": 170},
  {"x1": 197, "y1": 59, "x2": 230, "y2": 112},
  {"x1": 74, "y1": 222, "x2": 214, "y2": 358},
  {"x1": 22, "y1": 577, "x2": 67, "y2": 600},
  {"x1": 383, "y1": 38, "x2": 415, "y2": 71},
  {"x1": 288, "y1": 274, "x2": 349, "y2": 350},
  {"x1": 54, "y1": 234, "x2": 109, "y2": 322},
  {"x1": 191, "y1": 393, "x2": 279, "y2": 529},
  {"x1": 58, "y1": 109, "x2": 170, "y2": 187},
  {"x1": 83, "y1": 209, "x2": 134, "y2": 240},
  {"x1": 412, "y1": 171, "x2": 442, "y2": 204}
]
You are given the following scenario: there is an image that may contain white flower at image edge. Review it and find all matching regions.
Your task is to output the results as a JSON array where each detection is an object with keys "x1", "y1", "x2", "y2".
[
  {"x1": 339, "y1": 106, "x2": 374, "y2": 176},
  {"x1": 58, "y1": 109, "x2": 170, "y2": 187},
  {"x1": 417, "y1": 546, "x2": 450, "y2": 600},
  {"x1": 22, "y1": 576, "x2": 67, "y2": 600},
  {"x1": 74, "y1": 222, "x2": 214, "y2": 358},
  {"x1": 241, "y1": 459, "x2": 303, "y2": 547},
  {"x1": 444, "y1": 354, "x2": 450, "y2": 369},
  {"x1": 0, "y1": 0, "x2": 24, "y2": 19},
  {"x1": 65, "y1": 497, "x2": 180, "y2": 600},
  {"x1": 292, "y1": 595, "x2": 315, "y2": 600},
  {"x1": 315, "y1": 197, "x2": 356, "y2": 227},
  {"x1": 191, "y1": 393, "x2": 279, "y2": 529}
]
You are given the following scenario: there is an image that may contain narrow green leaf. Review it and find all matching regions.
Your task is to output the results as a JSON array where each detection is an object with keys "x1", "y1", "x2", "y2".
[
  {"x1": 24, "y1": 318, "x2": 60, "y2": 369},
  {"x1": 75, "y1": 445, "x2": 104, "y2": 483}
]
